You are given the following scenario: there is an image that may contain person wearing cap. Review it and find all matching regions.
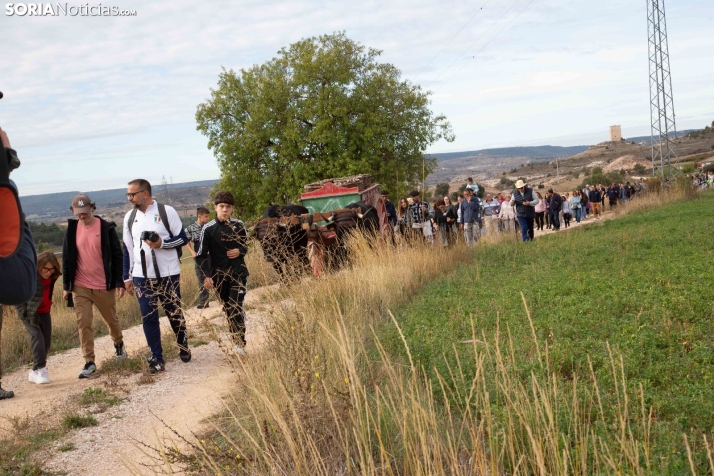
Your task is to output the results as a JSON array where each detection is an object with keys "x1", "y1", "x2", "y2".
[
  {"x1": 196, "y1": 192, "x2": 250, "y2": 355},
  {"x1": 62, "y1": 194, "x2": 127, "y2": 379},
  {"x1": 458, "y1": 187, "x2": 480, "y2": 246},
  {"x1": 405, "y1": 190, "x2": 433, "y2": 243},
  {"x1": 510, "y1": 180, "x2": 539, "y2": 242}
]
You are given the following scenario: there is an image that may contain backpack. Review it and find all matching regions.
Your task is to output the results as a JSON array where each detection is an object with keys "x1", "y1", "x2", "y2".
[
  {"x1": 127, "y1": 202, "x2": 182, "y2": 259},
  {"x1": 0, "y1": 147, "x2": 23, "y2": 259}
]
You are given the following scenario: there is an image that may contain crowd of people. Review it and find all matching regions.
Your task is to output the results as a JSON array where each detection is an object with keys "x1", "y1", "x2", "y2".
[
  {"x1": 383, "y1": 177, "x2": 648, "y2": 245},
  {"x1": 1, "y1": 174, "x2": 250, "y2": 399},
  {"x1": 0, "y1": 137, "x2": 684, "y2": 401}
]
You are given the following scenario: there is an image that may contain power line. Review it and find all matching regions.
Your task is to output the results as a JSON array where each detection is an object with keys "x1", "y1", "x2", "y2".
[
  {"x1": 412, "y1": 1, "x2": 491, "y2": 82},
  {"x1": 432, "y1": 0, "x2": 536, "y2": 93},
  {"x1": 425, "y1": 0, "x2": 525, "y2": 88}
]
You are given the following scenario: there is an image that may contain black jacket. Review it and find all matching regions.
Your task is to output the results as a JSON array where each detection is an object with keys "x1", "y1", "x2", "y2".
[
  {"x1": 196, "y1": 218, "x2": 249, "y2": 279},
  {"x1": 62, "y1": 217, "x2": 125, "y2": 291},
  {"x1": 549, "y1": 193, "x2": 562, "y2": 212}
]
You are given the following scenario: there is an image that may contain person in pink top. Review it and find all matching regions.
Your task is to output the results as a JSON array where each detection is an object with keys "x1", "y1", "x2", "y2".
[
  {"x1": 62, "y1": 194, "x2": 126, "y2": 379},
  {"x1": 534, "y1": 192, "x2": 546, "y2": 231}
]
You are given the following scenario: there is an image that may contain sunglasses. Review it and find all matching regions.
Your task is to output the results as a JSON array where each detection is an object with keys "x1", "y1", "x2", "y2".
[
  {"x1": 41, "y1": 266, "x2": 55, "y2": 273},
  {"x1": 126, "y1": 190, "x2": 147, "y2": 199}
]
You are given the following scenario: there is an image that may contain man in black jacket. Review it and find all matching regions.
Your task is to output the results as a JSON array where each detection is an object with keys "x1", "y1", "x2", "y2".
[
  {"x1": 62, "y1": 194, "x2": 127, "y2": 379},
  {"x1": 195, "y1": 191, "x2": 250, "y2": 355},
  {"x1": 547, "y1": 189, "x2": 562, "y2": 231}
]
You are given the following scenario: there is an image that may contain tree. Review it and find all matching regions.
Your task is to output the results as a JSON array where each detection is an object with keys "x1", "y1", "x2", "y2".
[
  {"x1": 196, "y1": 32, "x2": 454, "y2": 217},
  {"x1": 433, "y1": 182, "x2": 450, "y2": 198}
]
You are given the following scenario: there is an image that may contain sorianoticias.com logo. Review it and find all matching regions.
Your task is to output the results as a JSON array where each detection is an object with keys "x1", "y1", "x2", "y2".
[{"x1": 5, "y1": 3, "x2": 137, "y2": 16}]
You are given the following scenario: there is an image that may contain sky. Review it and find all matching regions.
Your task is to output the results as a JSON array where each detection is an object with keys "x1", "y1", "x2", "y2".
[{"x1": 1, "y1": 0, "x2": 712, "y2": 195}]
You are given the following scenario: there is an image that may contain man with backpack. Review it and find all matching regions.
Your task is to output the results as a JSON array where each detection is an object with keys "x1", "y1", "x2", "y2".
[
  {"x1": 122, "y1": 179, "x2": 190, "y2": 374},
  {"x1": 0, "y1": 125, "x2": 37, "y2": 400}
]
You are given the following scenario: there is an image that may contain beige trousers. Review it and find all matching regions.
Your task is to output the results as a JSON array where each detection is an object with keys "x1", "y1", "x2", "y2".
[
  {"x1": 591, "y1": 202, "x2": 602, "y2": 218},
  {"x1": 73, "y1": 286, "x2": 123, "y2": 363}
]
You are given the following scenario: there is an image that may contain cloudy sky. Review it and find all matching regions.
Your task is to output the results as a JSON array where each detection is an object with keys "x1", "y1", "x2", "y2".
[{"x1": 1, "y1": 0, "x2": 712, "y2": 195}]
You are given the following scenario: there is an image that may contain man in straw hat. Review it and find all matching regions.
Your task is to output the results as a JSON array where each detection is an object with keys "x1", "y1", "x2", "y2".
[{"x1": 510, "y1": 179, "x2": 539, "y2": 242}]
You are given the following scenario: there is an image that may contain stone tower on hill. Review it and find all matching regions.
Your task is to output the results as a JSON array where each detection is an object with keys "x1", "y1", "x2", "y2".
[{"x1": 609, "y1": 125, "x2": 622, "y2": 142}]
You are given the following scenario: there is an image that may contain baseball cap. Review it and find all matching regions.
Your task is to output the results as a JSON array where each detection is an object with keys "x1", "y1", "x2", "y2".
[{"x1": 71, "y1": 194, "x2": 93, "y2": 215}]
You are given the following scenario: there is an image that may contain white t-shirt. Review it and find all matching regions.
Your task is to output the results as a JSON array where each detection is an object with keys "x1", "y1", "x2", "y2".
[{"x1": 123, "y1": 201, "x2": 184, "y2": 279}]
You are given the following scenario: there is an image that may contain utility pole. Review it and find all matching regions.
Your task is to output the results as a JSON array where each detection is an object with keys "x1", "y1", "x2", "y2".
[
  {"x1": 161, "y1": 175, "x2": 170, "y2": 204},
  {"x1": 647, "y1": 0, "x2": 680, "y2": 181}
]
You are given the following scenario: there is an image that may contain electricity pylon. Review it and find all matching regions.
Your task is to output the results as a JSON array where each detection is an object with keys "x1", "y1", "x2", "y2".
[{"x1": 647, "y1": 0, "x2": 680, "y2": 181}]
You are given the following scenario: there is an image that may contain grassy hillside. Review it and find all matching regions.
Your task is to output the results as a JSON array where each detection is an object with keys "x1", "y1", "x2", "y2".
[{"x1": 384, "y1": 190, "x2": 714, "y2": 473}]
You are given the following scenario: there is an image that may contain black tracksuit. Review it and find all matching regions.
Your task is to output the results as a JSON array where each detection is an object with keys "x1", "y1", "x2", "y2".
[{"x1": 196, "y1": 218, "x2": 249, "y2": 345}]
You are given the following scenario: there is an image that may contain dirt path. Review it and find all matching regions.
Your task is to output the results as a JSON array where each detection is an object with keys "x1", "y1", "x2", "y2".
[{"x1": 0, "y1": 286, "x2": 275, "y2": 475}]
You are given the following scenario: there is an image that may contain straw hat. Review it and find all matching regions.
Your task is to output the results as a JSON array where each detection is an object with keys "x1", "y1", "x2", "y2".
[{"x1": 515, "y1": 179, "x2": 527, "y2": 189}]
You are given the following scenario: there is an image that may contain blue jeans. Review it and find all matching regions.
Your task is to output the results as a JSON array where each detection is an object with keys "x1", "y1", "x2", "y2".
[
  {"x1": 517, "y1": 216, "x2": 534, "y2": 241},
  {"x1": 574, "y1": 207, "x2": 582, "y2": 223},
  {"x1": 133, "y1": 275, "x2": 188, "y2": 363}
]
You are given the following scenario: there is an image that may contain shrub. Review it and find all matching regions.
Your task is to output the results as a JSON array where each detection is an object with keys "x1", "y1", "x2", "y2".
[{"x1": 63, "y1": 414, "x2": 98, "y2": 429}]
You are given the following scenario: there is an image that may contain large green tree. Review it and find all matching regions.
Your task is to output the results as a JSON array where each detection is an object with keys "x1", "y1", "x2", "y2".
[{"x1": 196, "y1": 32, "x2": 454, "y2": 217}]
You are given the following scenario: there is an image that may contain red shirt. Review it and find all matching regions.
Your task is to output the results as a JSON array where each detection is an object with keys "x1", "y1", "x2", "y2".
[{"x1": 37, "y1": 276, "x2": 53, "y2": 314}]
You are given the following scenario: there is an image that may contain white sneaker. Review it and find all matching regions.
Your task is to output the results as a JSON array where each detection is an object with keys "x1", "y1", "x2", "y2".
[
  {"x1": 35, "y1": 367, "x2": 50, "y2": 384},
  {"x1": 28, "y1": 369, "x2": 38, "y2": 383}
]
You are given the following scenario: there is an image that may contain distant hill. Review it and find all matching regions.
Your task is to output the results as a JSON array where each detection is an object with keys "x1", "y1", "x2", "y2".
[
  {"x1": 429, "y1": 145, "x2": 590, "y2": 163},
  {"x1": 625, "y1": 129, "x2": 700, "y2": 146},
  {"x1": 21, "y1": 179, "x2": 219, "y2": 222}
]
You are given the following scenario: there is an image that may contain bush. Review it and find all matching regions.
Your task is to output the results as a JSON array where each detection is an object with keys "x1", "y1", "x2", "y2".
[
  {"x1": 682, "y1": 163, "x2": 696, "y2": 174},
  {"x1": 537, "y1": 183, "x2": 545, "y2": 189},
  {"x1": 633, "y1": 163, "x2": 647, "y2": 174},
  {"x1": 572, "y1": 172, "x2": 580, "y2": 179}
]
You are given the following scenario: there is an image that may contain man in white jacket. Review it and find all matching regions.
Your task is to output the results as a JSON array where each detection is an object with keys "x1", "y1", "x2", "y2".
[{"x1": 122, "y1": 179, "x2": 190, "y2": 374}]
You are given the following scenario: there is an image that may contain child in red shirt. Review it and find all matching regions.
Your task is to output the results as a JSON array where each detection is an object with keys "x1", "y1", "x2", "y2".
[{"x1": 16, "y1": 251, "x2": 61, "y2": 384}]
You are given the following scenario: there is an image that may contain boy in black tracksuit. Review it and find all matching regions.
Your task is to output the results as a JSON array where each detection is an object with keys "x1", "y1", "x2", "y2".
[{"x1": 195, "y1": 192, "x2": 249, "y2": 351}]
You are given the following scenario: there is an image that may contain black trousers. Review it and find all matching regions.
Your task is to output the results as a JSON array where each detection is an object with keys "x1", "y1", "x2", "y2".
[
  {"x1": 21, "y1": 312, "x2": 52, "y2": 370},
  {"x1": 216, "y1": 274, "x2": 248, "y2": 346},
  {"x1": 549, "y1": 210, "x2": 561, "y2": 230},
  {"x1": 535, "y1": 212, "x2": 545, "y2": 230},
  {"x1": 193, "y1": 258, "x2": 210, "y2": 305}
]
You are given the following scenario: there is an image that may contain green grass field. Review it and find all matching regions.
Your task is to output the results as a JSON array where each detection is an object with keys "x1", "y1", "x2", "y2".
[{"x1": 384, "y1": 190, "x2": 714, "y2": 473}]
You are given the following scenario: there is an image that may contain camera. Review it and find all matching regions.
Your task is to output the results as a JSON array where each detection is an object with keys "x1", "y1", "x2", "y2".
[
  {"x1": 140, "y1": 231, "x2": 160, "y2": 243},
  {"x1": 0, "y1": 91, "x2": 21, "y2": 173}
]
